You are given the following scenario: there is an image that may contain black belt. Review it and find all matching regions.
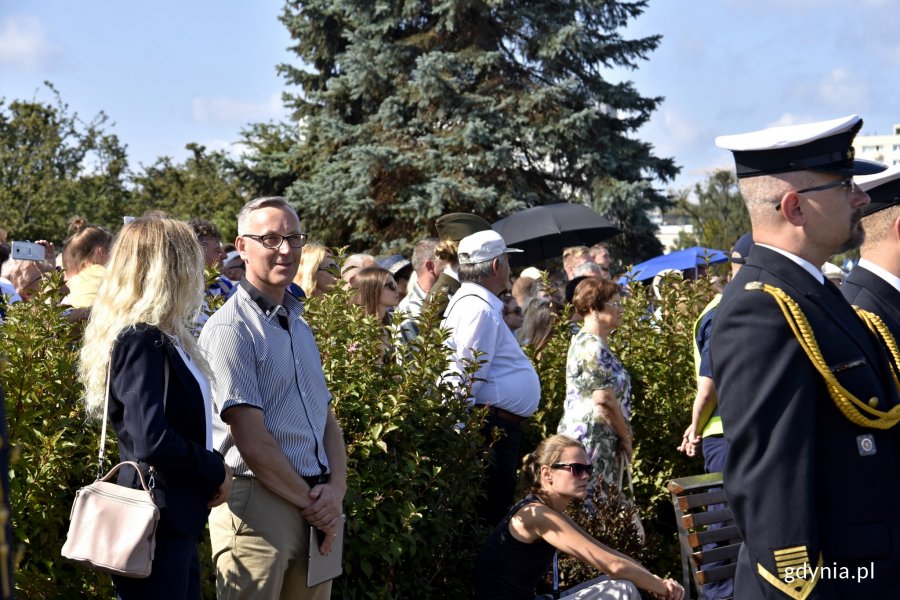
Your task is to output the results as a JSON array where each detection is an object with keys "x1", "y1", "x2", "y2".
[
  {"x1": 474, "y1": 405, "x2": 527, "y2": 424},
  {"x1": 302, "y1": 473, "x2": 330, "y2": 488}
]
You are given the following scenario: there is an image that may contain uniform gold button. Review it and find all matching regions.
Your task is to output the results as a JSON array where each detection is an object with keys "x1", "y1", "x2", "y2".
[{"x1": 868, "y1": 397, "x2": 879, "y2": 408}]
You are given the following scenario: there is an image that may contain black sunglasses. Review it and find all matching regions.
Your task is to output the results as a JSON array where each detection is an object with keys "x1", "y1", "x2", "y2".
[
  {"x1": 384, "y1": 280, "x2": 397, "y2": 291},
  {"x1": 551, "y1": 463, "x2": 593, "y2": 478}
]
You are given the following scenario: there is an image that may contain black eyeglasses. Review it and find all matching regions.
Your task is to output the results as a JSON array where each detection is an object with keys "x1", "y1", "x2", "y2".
[
  {"x1": 797, "y1": 177, "x2": 855, "y2": 195},
  {"x1": 777, "y1": 178, "x2": 856, "y2": 210},
  {"x1": 384, "y1": 281, "x2": 397, "y2": 291},
  {"x1": 605, "y1": 301, "x2": 623, "y2": 309},
  {"x1": 551, "y1": 463, "x2": 593, "y2": 478},
  {"x1": 242, "y1": 233, "x2": 308, "y2": 249}
]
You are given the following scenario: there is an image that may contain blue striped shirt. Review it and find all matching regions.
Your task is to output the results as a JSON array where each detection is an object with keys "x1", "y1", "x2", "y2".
[{"x1": 199, "y1": 281, "x2": 332, "y2": 478}]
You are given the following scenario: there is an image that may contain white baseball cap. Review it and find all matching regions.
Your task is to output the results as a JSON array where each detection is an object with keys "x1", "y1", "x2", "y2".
[{"x1": 458, "y1": 230, "x2": 523, "y2": 265}]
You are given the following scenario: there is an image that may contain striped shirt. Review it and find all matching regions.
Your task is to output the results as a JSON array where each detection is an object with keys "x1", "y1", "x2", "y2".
[{"x1": 199, "y1": 280, "x2": 332, "y2": 478}]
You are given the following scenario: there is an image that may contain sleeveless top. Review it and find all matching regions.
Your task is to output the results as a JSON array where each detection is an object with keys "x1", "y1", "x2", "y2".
[{"x1": 473, "y1": 495, "x2": 556, "y2": 599}]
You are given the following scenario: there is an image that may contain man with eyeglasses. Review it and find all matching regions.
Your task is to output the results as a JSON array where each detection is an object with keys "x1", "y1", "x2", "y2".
[
  {"x1": 843, "y1": 165, "x2": 900, "y2": 341},
  {"x1": 199, "y1": 197, "x2": 347, "y2": 600},
  {"x1": 712, "y1": 116, "x2": 900, "y2": 599}
]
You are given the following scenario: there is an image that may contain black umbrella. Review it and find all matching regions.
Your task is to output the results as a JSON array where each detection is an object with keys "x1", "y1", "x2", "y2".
[{"x1": 492, "y1": 203, "x2": 620, "y2": 267}]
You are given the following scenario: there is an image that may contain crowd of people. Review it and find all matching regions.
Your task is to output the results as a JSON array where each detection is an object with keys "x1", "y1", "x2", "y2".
[{"x1": 0, "y1": 113, "x2": 899, "y2": 599}]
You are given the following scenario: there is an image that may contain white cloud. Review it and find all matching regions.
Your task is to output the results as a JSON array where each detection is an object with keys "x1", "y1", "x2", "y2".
[
  {"x1": 192, "y1": 93, "x2": 286, "y2": 124},
  {"x1": 0, "y1": 15, "x2": 58, "y2": 70},
  {"x1": 815, "y1": 67, "x2": 869, "y2": 111}
]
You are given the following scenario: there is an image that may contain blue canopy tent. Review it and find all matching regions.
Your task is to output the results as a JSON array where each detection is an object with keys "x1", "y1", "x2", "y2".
[{"x1": 619, "y1": 247, "x2": 729, "y2": 284}]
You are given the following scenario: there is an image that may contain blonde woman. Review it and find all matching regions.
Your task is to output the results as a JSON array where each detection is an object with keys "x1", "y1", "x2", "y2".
[
  {"x1": 293, "y1": 243, "x2": 338, "y2": 298},
  {"x1": 79, "y1": 216, "x2": 232, "y2": 599},
  {"x1": 473, "y1": 435, "x2": 683, "y2": 600}
]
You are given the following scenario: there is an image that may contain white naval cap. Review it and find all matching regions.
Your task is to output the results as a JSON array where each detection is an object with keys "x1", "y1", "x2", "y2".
[
  {"x1": 715, "y1": 114, "x2": 886, "y2": 179},
  {"x1": 857, "y1": 164, "x2": 900, "y2": 218}
]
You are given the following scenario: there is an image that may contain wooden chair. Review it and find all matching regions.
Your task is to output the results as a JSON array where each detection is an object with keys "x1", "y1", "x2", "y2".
[{"x1": 666, "y1": 472, "x2": 740, "y2": 600}]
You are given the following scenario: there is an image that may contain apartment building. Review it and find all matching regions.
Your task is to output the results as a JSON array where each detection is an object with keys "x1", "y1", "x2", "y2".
[{"x1": 853, "y1": 123, "x2": 900, "y2": 166}]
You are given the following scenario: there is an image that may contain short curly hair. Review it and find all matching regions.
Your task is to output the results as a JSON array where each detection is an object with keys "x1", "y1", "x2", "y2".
[{"x1": 572, "y1": 277, "x2": 620, "y2": 315}]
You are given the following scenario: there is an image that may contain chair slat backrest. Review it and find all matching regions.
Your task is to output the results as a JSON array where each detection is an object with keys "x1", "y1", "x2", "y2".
[{"x1": 666, "y1": 472, "x2": 741, "y2": 600}]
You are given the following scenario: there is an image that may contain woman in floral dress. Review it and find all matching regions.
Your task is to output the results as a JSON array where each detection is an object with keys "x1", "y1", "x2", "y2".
[{"x1": 557, "y1": 277, "x2": 631, "y2": 492}]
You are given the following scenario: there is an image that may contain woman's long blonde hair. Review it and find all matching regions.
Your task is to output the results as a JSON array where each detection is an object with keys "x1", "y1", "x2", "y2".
[
  {"x1": 293, "y1": 243, "x2": 332, "y2": 297},
  {"x1": 79, "y1": 216, "x2": 211, "y2": 416}
]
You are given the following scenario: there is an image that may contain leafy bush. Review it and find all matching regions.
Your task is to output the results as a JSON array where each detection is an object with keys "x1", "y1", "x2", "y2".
[
  {"x1": 0, "y1": 275, "x2": 113, "y2": 599},
  {"x1": 1, "y1": 266, "x2": 716, "y2": 597},
  {"x1": 303, "y1": 280, "x2": 489, "y2": 598},
  {"x1": 524, "y1": 273, "x2": 719, "y2": 583}
]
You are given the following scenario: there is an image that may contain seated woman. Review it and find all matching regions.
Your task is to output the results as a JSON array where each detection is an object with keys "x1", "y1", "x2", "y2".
[{"x1": 474, "y1": 435, "x2": 683, "y2": 600}]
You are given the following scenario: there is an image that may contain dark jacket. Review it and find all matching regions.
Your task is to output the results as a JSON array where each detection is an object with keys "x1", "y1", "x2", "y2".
[
  {"x1": 842, "y1": 264, "x2": 900, "y2": 342},
  {"x1": 108, "y1": 325, "x2": 225, "y2": 534},
  {"x1": 710, "y1": 245, "x2": 900, "y2": 599}
]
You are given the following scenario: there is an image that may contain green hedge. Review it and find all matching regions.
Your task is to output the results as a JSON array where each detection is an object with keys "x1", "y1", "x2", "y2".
[{"x1": 0, "y1": 270, "x2": 715, "y2": 597}]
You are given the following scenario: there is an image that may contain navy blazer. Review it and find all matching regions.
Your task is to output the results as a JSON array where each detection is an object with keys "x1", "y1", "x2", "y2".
[
  {"x1": 108, "y1": 324, "x2": 225, "y2": 535},
  {"x1": 842, "y1": 264, "x2": 900, "y2": 342},
  {"x1": 710, "y1": 245, "x2": 900, "y2": 599}
]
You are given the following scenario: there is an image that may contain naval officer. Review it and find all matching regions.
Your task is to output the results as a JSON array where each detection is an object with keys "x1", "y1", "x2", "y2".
[
  {"x1": 711, "y1": 115, "x2": 900, "y2": 599},
  {"x1": 843, "y1": 166, "x2": 900, "y2": 341}
]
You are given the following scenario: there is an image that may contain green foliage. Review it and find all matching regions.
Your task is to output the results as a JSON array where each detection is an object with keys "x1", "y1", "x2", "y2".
[
  {"x1": 1, "y1": 266, "x2": 715, "y2": 595},
  {"x1": 673, "y1": 169, "x2": 750, "y2": 251},
  {"x1": 594, "y1": 178, "x2": 671, "y2": 267},
  {"x1": 302, "y1": 277, "x2": 489, "y2": 598},
  {"x1": 525, "y1": 273, "x2": 719, "y2": 581},
  {"x1": 0, "y1": 274, "x2": 113, "y2": 598},
  {"x1": 129, "y1": 144, "x2": 251, "y2": 242},
  {"x1": 613, "y1": 273, "x2": 719, "y2": 577},
  {"x1": 278, "y1": 0, "x2": 678, "y2": 253},
  {"x1": 0, "y1": 85, "x2": 130, "y2": 242}
]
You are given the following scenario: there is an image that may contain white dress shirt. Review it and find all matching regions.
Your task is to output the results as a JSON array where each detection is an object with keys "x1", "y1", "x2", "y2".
[
  {"x1": 858, "y1": 258, "x2": 900, "y2": 294},
  {"x1": 442, "y1": 281, "x2": 541, "y2": 417}
]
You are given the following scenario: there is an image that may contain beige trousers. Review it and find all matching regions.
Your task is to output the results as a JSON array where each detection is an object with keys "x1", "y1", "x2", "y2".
[{"x1": 209, "y1": 477, "x2": 332, "y2": 600}]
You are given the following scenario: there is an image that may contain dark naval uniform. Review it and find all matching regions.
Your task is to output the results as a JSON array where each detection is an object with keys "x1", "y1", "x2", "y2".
[
  {"x1": 710, "y1": 245, "x2": 900, "y2": 599},
  {"x1": 842, "y1": 264, "x2": 900, "y2": 341}
]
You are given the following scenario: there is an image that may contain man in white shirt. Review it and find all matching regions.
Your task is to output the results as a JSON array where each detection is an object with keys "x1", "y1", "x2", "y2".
[
  {"x1": 397, "y1": 237, "x2": 443, "y2": 342},
  {"x1": 442, "y1": 229, "x2": 541, "y2": 525},
  {"x1": 843, "y1": 165, "x2": 900, "y2": 339},
  {"x1": 712, "y1": 115, "x2": 900, "y2": 599}
]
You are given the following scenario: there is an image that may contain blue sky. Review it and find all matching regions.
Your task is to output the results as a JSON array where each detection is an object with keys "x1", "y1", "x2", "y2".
[{"x1": 3, "y1": 0, "x2": 899, "y2": 195}]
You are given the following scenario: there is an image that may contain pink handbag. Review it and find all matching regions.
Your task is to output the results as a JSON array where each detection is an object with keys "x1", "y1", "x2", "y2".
[
  {"x1": 60, "y1": 461, "x2": 159, "y2": 577},
  {"x1": 61, "y1": 361, "x2": 167, "y2": 578}
]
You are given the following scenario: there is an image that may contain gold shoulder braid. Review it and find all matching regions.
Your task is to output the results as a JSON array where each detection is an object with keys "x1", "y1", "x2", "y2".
[
  {"x1": 745, "y1": 282, "x2": 900, "y2": 429},
  {"x1": 853, "y1": 307, "x2": 900, "y2": 393}
]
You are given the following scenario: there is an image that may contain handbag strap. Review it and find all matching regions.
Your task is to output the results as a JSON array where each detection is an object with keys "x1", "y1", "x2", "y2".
[{"x1": 98, "y1": 351, "x2": 170, "y2": 475}]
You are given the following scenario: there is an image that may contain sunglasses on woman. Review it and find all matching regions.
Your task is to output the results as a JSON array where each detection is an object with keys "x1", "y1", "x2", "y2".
[
  {"x1": 384, "y1": 281, "x2": 397, "y2": 291},
  {"x1": 551, "y1": 462, "x2": 593, "y2": 478}
]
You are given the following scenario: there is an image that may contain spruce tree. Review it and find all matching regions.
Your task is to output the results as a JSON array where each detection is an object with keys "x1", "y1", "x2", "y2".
[{"x1": 279, "y1": 0, "x2": 677, "y2": 255}]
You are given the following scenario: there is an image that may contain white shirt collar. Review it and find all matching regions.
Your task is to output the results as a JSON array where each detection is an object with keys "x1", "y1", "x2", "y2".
[
  {"x1": 756, "y1": 244, "x2": 824, "y2": 285},
  {"x1": 858, "y1": 258, "x2": 900, "y2": 294}
]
